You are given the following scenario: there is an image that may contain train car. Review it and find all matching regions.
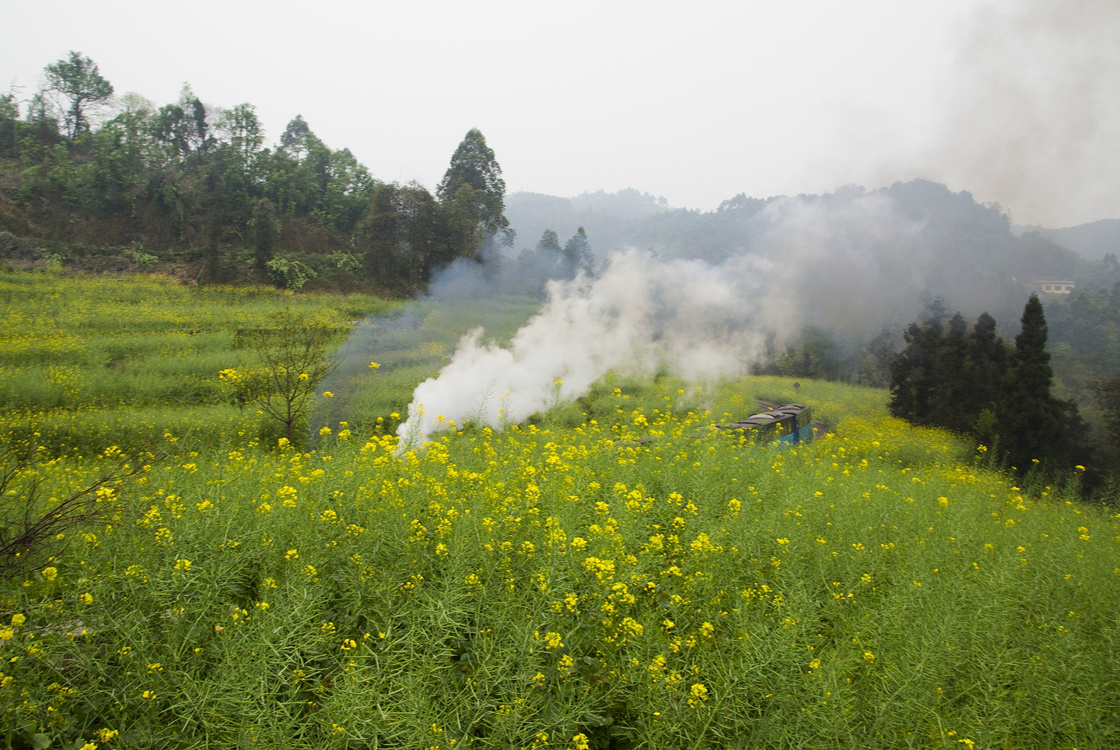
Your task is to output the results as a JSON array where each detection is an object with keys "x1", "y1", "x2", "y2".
[{"x1": 716, "y1": 403, "x2": 813, "y2": 445}]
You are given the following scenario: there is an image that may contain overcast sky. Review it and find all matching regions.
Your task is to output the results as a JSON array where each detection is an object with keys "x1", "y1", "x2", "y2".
[{"x1": 1, "y1": 0, "x2": 1116, "y2": 227}]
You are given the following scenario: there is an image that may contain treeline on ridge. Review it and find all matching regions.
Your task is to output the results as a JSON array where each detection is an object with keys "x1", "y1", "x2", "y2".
[{"x1": 0, "y1": 52, "x2": 522, "y2": 294}]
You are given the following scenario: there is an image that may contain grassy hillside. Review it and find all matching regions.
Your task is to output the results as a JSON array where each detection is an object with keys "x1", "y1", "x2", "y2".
[
  {"x1": 1, "y1": 271, "x2": 1118, "y2": 750},
  {"x1": 0, "y1": 269, "x2": 541, "y2": 453}
]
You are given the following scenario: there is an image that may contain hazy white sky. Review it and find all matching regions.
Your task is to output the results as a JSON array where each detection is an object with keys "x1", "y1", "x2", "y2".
[{"x1": 1, "y1": 0, "x2": 1116, "y2": 226}]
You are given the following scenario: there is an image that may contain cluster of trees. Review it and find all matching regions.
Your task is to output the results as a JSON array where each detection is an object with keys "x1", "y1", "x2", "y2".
[
  {"x1": 507, "y1": 227, "x2": 596, "y2": 295},
  {"x1": 888, "y1": 296, "x2": 1090, "y2": 476},
  {"x1": 0, "y1": 52, "x2": 511, "y2": 293}
]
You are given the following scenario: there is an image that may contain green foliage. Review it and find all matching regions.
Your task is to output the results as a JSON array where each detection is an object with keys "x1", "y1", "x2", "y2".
[
  {"x1": 250, "y1": 197, "x2": 281, "y2": 269},
  {"x1": 224, "y1": 310, "x2": 343, "y2": 444},
  {"x1": 538, "y1": 229, "x2": 561, "y2": 255},
  {"x1": 1, "y1": 275, "x2": 1117, "y2": 747},
  {"x1": 852, "y1": 328, "x2": 898, "y2": 388},
  {"x1": 445, "y1": 184, "x2": 486, "y2": 262},
  {"x1": 1, "y1": 389, "x2": 1117, "y2": 749},
  {"x1": 266, "y1": 255, "x2": 317, "y2": 290},
  {"x1": 437, "y1": 129, "x2": 508, "y2": 232},
  {"x1": 359, "y1": 182, "x2": 446, "y2": 289},
  {"x1": 0, "y1": 64, "x2": 435, "y2": 293},
  {"x1": 437, "y1": 129, "x2": 513, "y2": 258},
  {"x1": 0, "y1": 92, "x2": 18, "y2": 158},
  {"x1": 890, "y1": 297, "x2": 1093, "y2": 478},
  {"x1": 329, "y1": 251, "x2": 362, "y2": 276},
  {"x1": 0, "y1": 442, "x2": 155, "y2": 577},
  {"x1": 890, "y1": 306, "x2": 1012, "y2": 434},
  {"x1": 128, "y1": 242, "x2": 159, "y2": 269},
  {"x1": 1095, "y1": 374, "x2": 1120, "y2": 474},
  {"x1": 757, "y1": 327, "x2": 846, "y2": 382},
  {"x1": 0, "y1": 270, "x2": 394, "y2": 453},
  {"x1": 42, "y1": 51, "x2": 113, "y2": 141},
  {"x1": 997, "y1": 295, "x2": 1069, "y2": 471},
  {"x1": 561, "y1": 226, "x2": 595, "y2": 277},
  {"x1": 1046, "y1": 285, "x2": 1120, "y2": 397}
]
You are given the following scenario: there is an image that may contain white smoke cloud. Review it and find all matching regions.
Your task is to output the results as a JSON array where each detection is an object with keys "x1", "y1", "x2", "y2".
[
  {"x1": 397, "y1": 250, "x2": 767, "y2": 446},
  {"x1": 396, "y1": 191, "x2": 926, "y2": 446}
]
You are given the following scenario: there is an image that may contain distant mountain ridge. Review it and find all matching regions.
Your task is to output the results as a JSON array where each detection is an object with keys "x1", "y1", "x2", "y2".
[
  {"x1": 1031, "y1": 219, "x2": 1120, "y2": 261},
  {"x1": 506, "y1": 180, "x2": 1118, "y2": 337}
]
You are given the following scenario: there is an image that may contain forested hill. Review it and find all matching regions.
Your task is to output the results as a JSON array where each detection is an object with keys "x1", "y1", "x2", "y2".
[
  {"x1": 0, "y1": 53, "x2": 512, "y2": 296},
  {"x1": 508, "y1": 180, "x2": 1116, "y2": 328},
  {"x1": 1035, "y1": 218, "x2": 1120, "y2": 261}
]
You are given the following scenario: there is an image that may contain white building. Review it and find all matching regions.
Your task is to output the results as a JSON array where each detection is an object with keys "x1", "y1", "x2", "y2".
[{"x1": 1032, "y1": 280, "x2": 1076, "y2": 295}]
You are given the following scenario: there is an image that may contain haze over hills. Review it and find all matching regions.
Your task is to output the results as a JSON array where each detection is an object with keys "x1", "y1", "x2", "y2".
[
  {"x1": 510, "y1": 185, "x2": 1118, "y2": 265},
  {"x1": 1031, "y1": 219, "x2": 1120, "y2": 261},
  {"x1": 505, "y1": 179, "x2": 1117, "y2": 339}
]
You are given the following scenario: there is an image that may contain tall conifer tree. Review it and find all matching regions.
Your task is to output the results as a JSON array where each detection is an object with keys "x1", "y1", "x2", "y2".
[{"x1": 997, "y1": 294, "x2": 1065, "y2": 469}]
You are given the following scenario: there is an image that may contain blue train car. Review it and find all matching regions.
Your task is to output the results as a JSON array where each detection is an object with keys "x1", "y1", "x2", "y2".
[{"x1": 716, "y1": 403, "x2": 813, "y2": 445}]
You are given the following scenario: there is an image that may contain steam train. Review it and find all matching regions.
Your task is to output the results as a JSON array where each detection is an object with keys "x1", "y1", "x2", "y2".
[{"x1": 716, "y1": 403, "x2": 813, "y2": 445}]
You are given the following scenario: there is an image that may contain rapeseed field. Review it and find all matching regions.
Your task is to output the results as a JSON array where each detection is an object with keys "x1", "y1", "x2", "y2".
[{"x1": 1, "y1": 272, "x2": 1118, "y2": 749}]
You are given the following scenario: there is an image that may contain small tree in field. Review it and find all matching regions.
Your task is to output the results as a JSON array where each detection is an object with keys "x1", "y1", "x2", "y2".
[{"x1": 222, "y1": 311, "x2": 342, "y2": 444}]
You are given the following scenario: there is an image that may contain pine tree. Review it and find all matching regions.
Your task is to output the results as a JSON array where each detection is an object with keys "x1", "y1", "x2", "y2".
[
  {"x1": 889, "y1": 319, "x2": 944, "y2": 423},
  {"x1": 996, "y1": 294, "x2": 1065, "y2": 470},
  {"x1": 890, "y1": 306, "x2": 1011, "y2": 432},
  {"x1": 534, "y1": 229, "x2": 563, "y2": 277},
  {"x1": 929, "y1": 313, "x2": 971, "y2": 432},
  {"x1": 964, "y1": 311, "x2": 1010, "y2": 440},
  {"x1": 561, "y1": 227, "x2": 595, "y2": 278}
]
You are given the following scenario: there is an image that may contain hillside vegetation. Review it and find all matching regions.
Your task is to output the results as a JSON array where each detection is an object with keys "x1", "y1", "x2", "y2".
[
  {"x1": 1, "y1": 272, "x2": 1118, "y2": 750},
  {"x1": 2, "y1": 54, "x2": 514, "y2": 296}
]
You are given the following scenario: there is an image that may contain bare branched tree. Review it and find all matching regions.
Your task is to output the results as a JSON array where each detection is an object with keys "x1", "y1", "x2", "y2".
[
  {"x1": 0, "y1": 441, "x2": 161, "y2": 577},
  {"x1": 222, "y1": 310, "x2": 343, "y2": 444}
]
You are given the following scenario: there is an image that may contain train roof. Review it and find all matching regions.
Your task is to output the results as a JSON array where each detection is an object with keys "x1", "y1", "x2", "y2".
[
  {"x1": 715, "y1": 403, "x2": 810, "y2": 431},
  {"x1": 768, "y1": 403, "x2": 810, "y2": 417}
]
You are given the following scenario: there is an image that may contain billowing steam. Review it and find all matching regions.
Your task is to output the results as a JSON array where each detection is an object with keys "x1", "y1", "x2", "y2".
[
  {"x1": 396, "y1": 192, "x2": 925, "y2": 446},
  {"x1": 397, "y1": 250, "x2": 765, "y2": 446}
]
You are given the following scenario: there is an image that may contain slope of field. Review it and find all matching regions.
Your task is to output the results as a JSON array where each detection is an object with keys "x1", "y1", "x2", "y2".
[
  {"x1": 0, "y1": 270, "x2": 394, "y2": 454},
  {"x1": 1, "y1": 272, "x2": 1118, "y2": 749}
]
